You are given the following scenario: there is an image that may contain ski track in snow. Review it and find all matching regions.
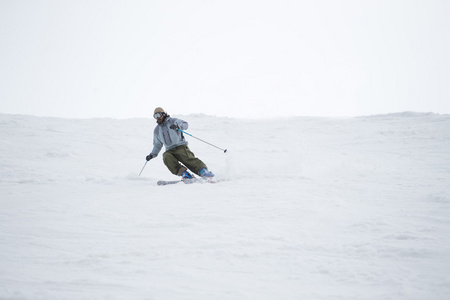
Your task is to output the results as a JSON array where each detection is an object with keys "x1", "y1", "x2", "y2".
[{"x1": 1, "y1": 113, "x2": 450, "y2": 299}]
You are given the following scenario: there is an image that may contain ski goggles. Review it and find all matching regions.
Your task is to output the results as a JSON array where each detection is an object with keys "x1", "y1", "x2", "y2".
[{"x1": 153, "y1": 112, "x2": 164, "y2": 119}]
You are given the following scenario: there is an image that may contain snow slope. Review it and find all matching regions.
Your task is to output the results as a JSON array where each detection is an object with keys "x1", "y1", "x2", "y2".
[{"x1": 1, "y1": 113, "x2": 449, "y2": 300}]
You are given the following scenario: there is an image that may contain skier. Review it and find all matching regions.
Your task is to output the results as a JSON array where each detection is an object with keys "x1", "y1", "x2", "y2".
[{"x1": 145, "y1": 107, "x2": 215, "y2": 181}]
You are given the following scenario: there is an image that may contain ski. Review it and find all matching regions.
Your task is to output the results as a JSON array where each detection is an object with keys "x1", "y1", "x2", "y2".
[
  {"x1": 157, "y1": 180, "x2": 182, "y2": 186},
  {"x1": 157, "y1": 177, "x2": 217, "y2": 186}
]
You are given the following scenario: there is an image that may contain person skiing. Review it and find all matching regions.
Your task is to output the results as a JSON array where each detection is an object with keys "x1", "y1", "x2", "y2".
[{"x1": 145, "y1": 107, "x2": 214, "y2": 180}]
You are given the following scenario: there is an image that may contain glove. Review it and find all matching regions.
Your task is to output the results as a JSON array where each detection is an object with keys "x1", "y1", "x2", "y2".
[
  {"x1": 146, "y1": 154, "x2": 154, "y2": 161},
  {"x1": 170, "y1": 124, "x2": 179, "y2": 130}
]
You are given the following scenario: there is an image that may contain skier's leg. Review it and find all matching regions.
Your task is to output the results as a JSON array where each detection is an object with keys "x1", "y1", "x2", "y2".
[
  {"x1": 163, "y1": 151, "x2": 188, "y2": 176},
  {"x1": 177, "y1": 146, "x2": 207, "y2": 175}
]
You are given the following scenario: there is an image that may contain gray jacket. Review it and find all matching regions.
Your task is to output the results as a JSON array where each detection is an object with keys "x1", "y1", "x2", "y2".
[{"x1": 150, "y1": 117, "x2": 188, "y2": 157}]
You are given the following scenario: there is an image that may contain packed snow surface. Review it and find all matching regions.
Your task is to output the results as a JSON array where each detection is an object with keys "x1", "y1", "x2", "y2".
[{"x1": 1, "y1": 113, "x2": 449, "y2": 300}]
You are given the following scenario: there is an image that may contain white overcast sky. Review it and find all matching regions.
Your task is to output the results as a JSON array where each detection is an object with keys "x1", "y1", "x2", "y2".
[{"x1": 1, "y1": 0, "x2": 450, "y2": 119}]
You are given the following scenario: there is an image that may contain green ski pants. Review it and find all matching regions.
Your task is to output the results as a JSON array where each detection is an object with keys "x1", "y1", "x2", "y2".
[{"x1": 163, "y1": 145, "x2": 207, "y2": 176}]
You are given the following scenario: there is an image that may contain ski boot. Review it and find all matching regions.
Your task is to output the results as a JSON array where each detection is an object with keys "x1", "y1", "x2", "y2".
[
  {"x1": 199, "y1": 168, "x2": 214, "y2": 178},
  {"x1": 181, "y1": 170, "x2": 194, "y2": 181}
]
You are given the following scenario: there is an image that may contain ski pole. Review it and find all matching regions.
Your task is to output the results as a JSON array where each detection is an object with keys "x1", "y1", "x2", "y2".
[
  {"x1": 139, "y1": 161, "x2": 147, "y2": 176},
  {"x1": 177, "y1": 129, "x2": 227, "y2": 153}
]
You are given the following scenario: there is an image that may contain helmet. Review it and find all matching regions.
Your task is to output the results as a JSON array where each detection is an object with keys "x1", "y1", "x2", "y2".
[{"x1": 154, "y1": 107, "x2": 165, "y2": 114}]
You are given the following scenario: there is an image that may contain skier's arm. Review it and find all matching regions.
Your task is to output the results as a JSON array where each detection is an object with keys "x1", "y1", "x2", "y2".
[
  {"x1": 172, "y1": 118, "x2": 188, "y2": 131},
  {"x1": 150, "y1": 133, "x2": 163, "y2": 158}
]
